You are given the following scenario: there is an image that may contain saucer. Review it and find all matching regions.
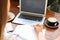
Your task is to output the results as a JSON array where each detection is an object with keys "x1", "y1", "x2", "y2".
[
  {"x1": 8, "y1": 12, "x2": 15, "y2": 21},
  {"x1": 44, "y1": 20, "x2": 58, "y2": 28}
]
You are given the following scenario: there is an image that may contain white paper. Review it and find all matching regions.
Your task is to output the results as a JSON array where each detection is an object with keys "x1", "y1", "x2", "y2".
[
  {"x1": 13, "y1": 25, "x2": 38, "y2": 40},
  {"x1": 4, "y1": 23, "x2": 13, "y2": 37}
]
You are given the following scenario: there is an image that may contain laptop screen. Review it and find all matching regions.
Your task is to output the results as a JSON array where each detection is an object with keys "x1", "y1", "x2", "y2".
[{"x1": 21, "y1": 0, "x2": 46, "y2": 14}]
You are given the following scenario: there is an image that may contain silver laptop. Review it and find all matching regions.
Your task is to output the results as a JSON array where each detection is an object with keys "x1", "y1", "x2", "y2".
[{"x1": 13, "y1": 0, "x2": 48, "y2": 25}]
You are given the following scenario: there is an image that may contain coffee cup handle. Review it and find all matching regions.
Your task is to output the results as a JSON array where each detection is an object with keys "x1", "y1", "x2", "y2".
[{"x1": 55, "y1": 22, "x2": 59, "y2": 26}]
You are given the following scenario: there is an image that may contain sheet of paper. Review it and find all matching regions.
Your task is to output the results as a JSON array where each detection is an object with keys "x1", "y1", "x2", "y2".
[
  {"x1": 13, "y1": 25, "x2": 38, "y2": 40},
  {"x1": 4, "y1": 23, "x2": 13, "y2": 38}
]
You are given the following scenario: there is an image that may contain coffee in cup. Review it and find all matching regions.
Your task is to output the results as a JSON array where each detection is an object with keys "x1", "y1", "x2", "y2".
[{"x1": 46, "y1": 17, "x2": 59, "y2": 28}]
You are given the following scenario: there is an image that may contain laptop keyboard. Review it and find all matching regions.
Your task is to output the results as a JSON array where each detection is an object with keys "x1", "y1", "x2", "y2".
[{"x1": 18, "y1": 13, "x2": 43, "y2": 21}]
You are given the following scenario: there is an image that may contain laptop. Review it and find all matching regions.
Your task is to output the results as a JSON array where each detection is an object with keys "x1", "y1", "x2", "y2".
[{"x1": 13, "y1": 0, "x2": 48, "y2": 25}]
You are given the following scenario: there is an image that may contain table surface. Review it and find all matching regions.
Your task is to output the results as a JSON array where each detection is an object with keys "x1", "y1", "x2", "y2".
[{"x1": 9, "y1": 1, "x2": 60, "y2": 40}]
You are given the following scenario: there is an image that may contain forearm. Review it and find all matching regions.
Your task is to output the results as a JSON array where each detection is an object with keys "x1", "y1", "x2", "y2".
[
  {"x1": 34, "y1": 24, "x2": 46, "y2": 40},
  {"x1": 37, "y1": 32, "x2": 46, "y2": 40}
]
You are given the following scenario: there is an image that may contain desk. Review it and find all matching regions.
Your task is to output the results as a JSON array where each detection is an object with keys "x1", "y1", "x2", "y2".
[{"x1": 9, "y1": 1, "x2": 60, "y2": 40}]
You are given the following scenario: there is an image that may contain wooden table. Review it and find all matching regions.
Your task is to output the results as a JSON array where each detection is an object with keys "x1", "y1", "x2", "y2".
[
  {"x1": 43, "y1": 10, "x2": 60, "y2": 40},
  {"x1": 9, "y1": 1, "x2": 60, "y2": 40}
]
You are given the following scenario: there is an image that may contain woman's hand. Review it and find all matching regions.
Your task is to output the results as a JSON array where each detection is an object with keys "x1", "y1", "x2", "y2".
[
  {"x1": 34, "y1": 24, "x2": 43, "y2": 34},
  {"x1": 34, "y1": 24, "x2": 45, "y2": 40}
]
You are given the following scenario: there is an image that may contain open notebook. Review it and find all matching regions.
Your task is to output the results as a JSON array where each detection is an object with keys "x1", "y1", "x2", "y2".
[
  {"x1": 12, "y1": 25, "x2": 38, "y2": 40},
  {"x1": 4, "y1": 23, "x2": 46, "y2": 40}
]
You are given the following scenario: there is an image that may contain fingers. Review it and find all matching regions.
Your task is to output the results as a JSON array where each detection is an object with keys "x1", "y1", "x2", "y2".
[{"x1": 34, "y1": 24, "x2": 43, "y2": 34}]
